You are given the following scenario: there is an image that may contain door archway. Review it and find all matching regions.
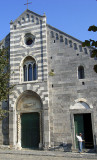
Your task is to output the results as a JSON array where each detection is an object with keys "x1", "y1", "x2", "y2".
[
  {"x1": 70, "y1": 101, "x2": 94, "y2": 150},
  {"x1": 16, "y1": 90, "x2": 43, "y2": 149}
]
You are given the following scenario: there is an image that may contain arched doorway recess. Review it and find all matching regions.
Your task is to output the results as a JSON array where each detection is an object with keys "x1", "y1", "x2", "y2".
[
  {"x1": 70, "y1": 101, "x2": 94, "y2": 150},
  {"x1": 16, "y1": 90, "x2": 43, "y2": 149}
]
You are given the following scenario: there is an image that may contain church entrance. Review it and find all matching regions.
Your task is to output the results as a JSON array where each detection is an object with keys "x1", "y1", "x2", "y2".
[
  {"x1": 74, "y1": 113, "x2": 94, "y2": 149},
  {"x1": 21, "y1": 112, "x2": 40, "y2": 149}
]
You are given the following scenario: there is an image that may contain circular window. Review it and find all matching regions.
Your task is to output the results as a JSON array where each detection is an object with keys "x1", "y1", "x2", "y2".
[
  {"x1": 25, "y1": 33, "x2": 35, "y2": 46},
  {"x1": 26, "y1": 38, "x2": 33, "y2": 45}
]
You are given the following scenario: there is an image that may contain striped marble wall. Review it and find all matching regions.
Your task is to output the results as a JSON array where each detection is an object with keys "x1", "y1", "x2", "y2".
[{"x1": 9, "y1": 10, "x2": 50, "y2": 148}]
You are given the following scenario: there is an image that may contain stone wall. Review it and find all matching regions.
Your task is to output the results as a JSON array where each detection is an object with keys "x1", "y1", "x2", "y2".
[{"x1": 47, "y1": 25, "x2": 97, "y2": 150}]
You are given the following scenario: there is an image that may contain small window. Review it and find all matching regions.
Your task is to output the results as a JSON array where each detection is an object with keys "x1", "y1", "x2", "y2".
[
  {"x1": 27, "y1": 14, "x2": 29, "y2": 18},
  {"x1": 40, "y1": 20, "x2": 42, "y2": 24},
  {"x1": 51, "y1": 31, "x2": 54, "y2": 38},
  {"x1": 36, "y1": 18, "x2": 39, "y2": 24},
  {"x1": 22, "y1": 17, "x2": 25, "y2": 22},
  {"x1": 31, "y1": 16, "x2": 34, "y2": 22},
  {"x1": 78, "y1": 66, "x2": 85, "y2": 79},
  {"x1": 51, "y1": 69, "x2": 54, "y2": 72},
  {"x1": 56, "y1": 33, "x2": 59, "y2": 40},
  {"x1": 69, "y1": 40, "x2": 72, "y2": 47},
  {"x1": 84, "y1": 48, "x2": 88, "y2": 54},
  {"x1": 18, "y1": 21, "x2": 21, "y2": 26},
  {"x1": 74, "y1": 43, "x2": 77, "y2": 50},
  {"x1": 26, "y1": 14, "x2": 29, "y2": 21},
  {"x1": 89, "y1": 50, "x2": 92, "y2": 57},
  {"x1": 65, "y1": 38, "x2": 68, "y2": 45},
  {"x1": 79, "y1": 45, "x2": 82, "y2": 52},
  {"x1": 14, "y1": 25, "x2": 16, "y2": 30},
  {"x1": 60, "y1": 36, "x2": 63, "y2": 42}
]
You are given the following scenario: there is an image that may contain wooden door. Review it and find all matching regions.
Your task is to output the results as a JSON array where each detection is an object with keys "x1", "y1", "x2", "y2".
[
  {"x1": 21, "y1": 113, "x2": 40, "y2": 149},
  {"x1": 74, "y1": 114, "x2": 84, "y2": 148}
]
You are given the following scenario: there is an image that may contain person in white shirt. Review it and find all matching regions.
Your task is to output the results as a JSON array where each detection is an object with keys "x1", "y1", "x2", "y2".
[{"x1": 76, "y1": 133, "x2": 84, "y2": 153}]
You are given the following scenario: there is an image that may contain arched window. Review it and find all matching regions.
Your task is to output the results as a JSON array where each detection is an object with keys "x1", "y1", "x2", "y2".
[
  {"x1": 26, "y1": 14, "x2": 29, "y2": 22},
  {"x1": 74, "y1": 43, "x2": 77, "y2": 50},
  {"x1": 69, "y1": 40, "x2": 72, "y2": 47},
  {"x1": 56, "y1": 33, "x2": 59, "y2": 40},
  {"x1": 14, "y1": 25, "x2": 16, "y2": 30},
  {"x1": 36, "y1": 18, "x2": 39, "y2": 24},
  {"x1": 79, "y1": 45, "x2": 82, "y2": 52},
  {"x1": 18, "y1": 21, "x2": 21, "y2": 26},
  {"x1": 60, "y1": 36, "x2": 64, "y2": 42},
  {"x1": 50, "y1": 31, "x2": 54, "y2": 38},
  {"x1": 23, "y1": 57, "x2": 37, "y2": 81},
  {"x1": 31, "y1": 15, "x2": 34, "y2": 22},
  {"x1": 84, "y1": 48, "x2": 87, "y2": 54},
  {"x1": 78, "y1": 66, "x2": 85, "y2": 79},
  {"x1": 22, "y1": 17, "x2": 25, "y2": 23},
  {"x1": 65, "y1": 38, "x2": 68, "y2": 45}
]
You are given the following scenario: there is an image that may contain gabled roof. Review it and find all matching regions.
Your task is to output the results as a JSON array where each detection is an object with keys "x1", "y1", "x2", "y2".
[{"x1": 12, "y1": 9, "x2": 45, "y2": 24}]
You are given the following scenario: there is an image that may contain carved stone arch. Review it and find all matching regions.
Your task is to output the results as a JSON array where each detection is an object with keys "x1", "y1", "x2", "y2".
[
  {"x1": 20, "y1": 55, "x2": 38, "y2": 68},
  {"x1": 10, "y1": 83, "x2": 48, "y2": 112},
  {"x1": 75, "y1": 98, "x2": 93, "y2": 109},
  {"x1": 75, "y1": 98, "x2": 87, "y2": 103},
  {"x1": 70, "y1": 100, "x2": 93, "y2": 110},
  {"x1": 77, "y1": 63, "x2": 85, "y2": 68},
  {"x1": 16, "y1": 90, "x2": 43, "y2": 112}
]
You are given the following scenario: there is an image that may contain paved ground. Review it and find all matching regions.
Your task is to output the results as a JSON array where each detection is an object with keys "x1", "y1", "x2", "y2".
[
  {"x1": 0, "y1": 154, "x2": 96, "y2": 160},
  {"x1": 0, "y1": 149, "x2": 96, "y2": 160}
]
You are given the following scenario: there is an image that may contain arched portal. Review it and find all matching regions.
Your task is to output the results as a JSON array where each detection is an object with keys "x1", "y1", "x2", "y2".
[
  {"x1": 74, "y1": 113, "x2": 94, "y2": 149},
  {"x1": 70, "y1": 101, "x2": 94, "y2": 150},
  {"x1": 16, "y1": 90, "x2": 43, "y2": 149}
]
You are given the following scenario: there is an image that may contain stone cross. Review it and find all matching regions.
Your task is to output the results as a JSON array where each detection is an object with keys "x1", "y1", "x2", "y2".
[{"x1": 24, "y1": 0, "x2": 32, "y2": 9}]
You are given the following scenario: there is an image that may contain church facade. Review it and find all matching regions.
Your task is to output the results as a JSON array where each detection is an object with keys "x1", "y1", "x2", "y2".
[{"x1": 0, "y1": 9, "x2": 97, "y2": 152}]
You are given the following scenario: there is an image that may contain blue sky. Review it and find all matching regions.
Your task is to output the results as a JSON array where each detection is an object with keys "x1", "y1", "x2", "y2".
[{"x1": 0, "y1": 0, "x2": 97, "y2": 41}]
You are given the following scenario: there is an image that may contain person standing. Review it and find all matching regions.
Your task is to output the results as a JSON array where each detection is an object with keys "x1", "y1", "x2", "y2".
[{"x1": 76, "y1": 133, "x2": 84, "y2": 153}]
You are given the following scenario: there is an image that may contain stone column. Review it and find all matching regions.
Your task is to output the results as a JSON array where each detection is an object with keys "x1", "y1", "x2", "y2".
[
  {"x1": 9, "y1": 107, "x2": 13, "y2": 147},
  {"x1": 39, "y1": 112, "x2": 43, "y2": 149},
  {"x1": 17, "y1": 114, "x2": 21, "y2": 149}
]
